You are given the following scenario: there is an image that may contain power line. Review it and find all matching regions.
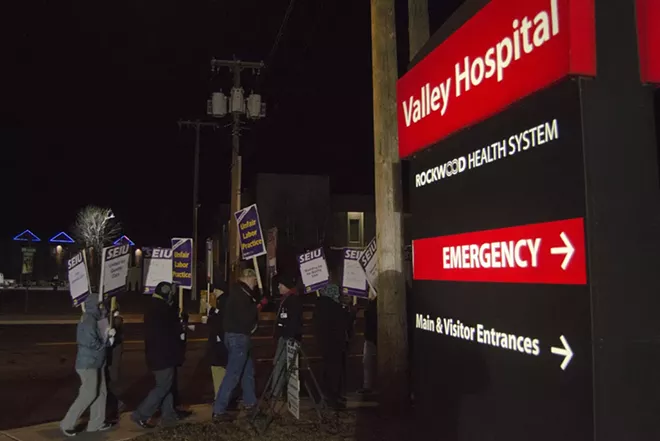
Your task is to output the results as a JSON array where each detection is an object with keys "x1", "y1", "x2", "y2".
[{"x1": 259, "y1": 0, "x2": 298, "y2": 84}]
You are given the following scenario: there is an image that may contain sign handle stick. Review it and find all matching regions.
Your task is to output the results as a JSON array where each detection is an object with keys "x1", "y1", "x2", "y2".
[
  {"x1": 98, "y1": 249, "x2": 106, "y2": 303},
  {"x1": 252, "y1": 256, "x2": 264, "y2": 292},
  {"x1": 178, "y1": 285, "x2": 184, "y2": 316}
]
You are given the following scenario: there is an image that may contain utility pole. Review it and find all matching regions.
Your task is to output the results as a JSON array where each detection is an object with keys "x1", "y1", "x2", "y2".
[
  {"x1": 209, "y1": 59, "x2": 264, "y2": 284},
  {"x1": 178, "y1": 119, "x2": 219, "y2": 310},
  {"x1": 370, "y1": 0, "x2": 409, "y2": 411},
  {"x1": 408, "y1": 0, "x2": 430, "y2": 59}
]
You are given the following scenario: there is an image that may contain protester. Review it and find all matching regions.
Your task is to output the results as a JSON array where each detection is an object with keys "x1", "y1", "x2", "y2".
[
  {"x1": 60, "y1": 296, "x2": 115, "y2": 437},
  {"x1": 357, "y1": 294, "x2": 377, "y2": 395},
  {"x1": 106, "y1": 303, "x2": 125, "y2": 423},
  {"x1": 314, "y1": 282, "x2": 351, "y2": 409},
  {"x1": 131, "y1": 282, "x2": 186, "y2": 429},
  {"x1": 212, "y1": 268, "x2": 267, "y2": 422},
  {"x1": 269, "y1": 273, "x2": 303, "y2": 400},
  {"x1": 207, "y1": 290, "x2": 229, "y2": 397},
  {"x1": 172, "y1": 309, "x2": 193, "y2": 419}
]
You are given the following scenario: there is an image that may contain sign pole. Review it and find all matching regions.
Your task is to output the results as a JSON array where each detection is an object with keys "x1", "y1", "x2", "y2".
[
  {"x1": 252, "y1": 256, "x2": 263, "y2": 292},
  {"x1": 178, "y1": 285, "x2": 184, "y2": 316},
  {"x1": 98, "y1": 249, "x2": 106, "y2": 303}
]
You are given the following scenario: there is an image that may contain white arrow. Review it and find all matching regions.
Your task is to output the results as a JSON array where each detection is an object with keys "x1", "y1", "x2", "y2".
[
  {"x1": 550, "y1": 335, "x2": 574, "y2": 370},
  {"x1": 550, "y1": 232, "x2": 575, "y2": 270}
]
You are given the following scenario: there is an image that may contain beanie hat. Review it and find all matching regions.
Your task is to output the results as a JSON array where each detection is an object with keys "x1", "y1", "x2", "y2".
[
  {"x1": 276, "y1": 273, "x2": 296, "y2": 290},
  {"x1": 155, "y1": 282, "x2": 175, "y2": 304}
]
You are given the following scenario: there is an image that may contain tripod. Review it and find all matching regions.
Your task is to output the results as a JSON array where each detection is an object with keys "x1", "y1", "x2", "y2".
[{"x1": 250, "y1": 338, "x2": 328, "y2": 434}]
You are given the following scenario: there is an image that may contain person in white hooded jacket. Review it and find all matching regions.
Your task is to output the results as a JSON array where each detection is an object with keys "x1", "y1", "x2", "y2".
[{"x1": 60, "y1": 296, "x2": 115, "y2": 437}]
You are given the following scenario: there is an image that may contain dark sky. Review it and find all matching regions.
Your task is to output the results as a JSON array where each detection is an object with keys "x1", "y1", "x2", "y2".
[{"x1": 0, "y1": 0, "x2": 461, "y2": 246}]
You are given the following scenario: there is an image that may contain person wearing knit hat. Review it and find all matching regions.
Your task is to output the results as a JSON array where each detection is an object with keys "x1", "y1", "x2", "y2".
[
  {"x1": 132, "y1": 282, "x2": 185, "y2": 429},
  {"x1": 268, "y1": 273, "x2": 303, "y2": 400}
]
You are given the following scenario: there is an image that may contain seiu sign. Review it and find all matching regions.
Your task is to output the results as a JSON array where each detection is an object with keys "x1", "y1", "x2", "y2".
[
  {"x1": 299, "y1": 248, "x2": 323, "y2": 264},
  {"x1": 67, "y1": 252, "x2": 83, "y2": 270},
  {"x1": 144, "y1": 247, "x2": 173, "y2": 259},
  {"x1": 106, "y1": 244, "x2": 130, "y2": 260},
  {"x1": 344, "y1": 249, "x2": 361, "y2": 260},
  {"x1": 359, "y1": 239, "x2": 377, "y2": 267}
]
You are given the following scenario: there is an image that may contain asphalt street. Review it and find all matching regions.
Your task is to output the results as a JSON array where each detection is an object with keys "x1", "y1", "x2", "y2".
[{"x1": 0, "y1": 319, "x2": 365, "y2": 430}]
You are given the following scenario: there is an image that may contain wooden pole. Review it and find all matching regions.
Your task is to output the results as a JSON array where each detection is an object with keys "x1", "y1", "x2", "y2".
[
  {"x1": 408, "y1": 0, "x2": 430, "y2": 60},
  {"x1": 252, "y1": 256, "x2": 263, "y2": 292},
  {"x1": 370, "y1": 0, "x2": 409, "y2": 411}
]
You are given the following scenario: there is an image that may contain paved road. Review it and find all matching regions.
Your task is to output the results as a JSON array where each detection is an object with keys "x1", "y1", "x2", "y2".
[{"x1": 0, "y1": 319, "x2": 365, "y2": 430}]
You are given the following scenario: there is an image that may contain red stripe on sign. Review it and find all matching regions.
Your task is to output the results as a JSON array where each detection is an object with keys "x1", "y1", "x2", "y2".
[
  {"x1": 413, "y1": 218, "x2": 587, "y2": 285},
  {"x1": 397, "y1": 0, "x2": 596, "y2": 158}
]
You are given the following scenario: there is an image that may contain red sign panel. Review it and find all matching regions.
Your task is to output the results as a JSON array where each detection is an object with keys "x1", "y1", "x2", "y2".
[
  {"x1": 636, "y1": 0, "x2": 660, "y2": 84},
  {"x1": 413, "y1": 218, "x2": 587, "y2": 285},
  {"x1": 397, "y1": 0, "x2": 595, "y2": 159}
]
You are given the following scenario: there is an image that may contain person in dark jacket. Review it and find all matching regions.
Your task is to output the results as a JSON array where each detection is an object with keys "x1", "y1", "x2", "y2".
[
  {"x1": 314, "y1": 283, "x2": 352, "y2": 409},
  {"x1": 358, "y1": 294, "x2": 377, "y2": 394},
  {"x1": 207, "y1": 290, "x2": 229, "y2": 397},
  {"x1": 106, "y1": 304, "x2": 125, "y2": 423},
  {"x1": 269, "y1": 274, "x2": 303, "y2": 400},
  {"x1": 131, "y1": 282, "x2": 185, "y2": 429},
  {"x1": 212, "y1": 268, "x2": 266, "y2": 422},
  {"x1": 60, "y1": 296, "x2": 114, "y2": 436}
]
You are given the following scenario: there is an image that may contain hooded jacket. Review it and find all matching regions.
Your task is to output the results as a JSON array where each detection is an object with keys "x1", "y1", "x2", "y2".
[{"x1": 75, "y1": 296, "x2": 108, "y2": 370}]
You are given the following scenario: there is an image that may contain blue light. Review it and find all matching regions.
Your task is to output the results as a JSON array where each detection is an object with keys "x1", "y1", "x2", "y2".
[
  {"x1": 13, "y1": 230, "x2": 41, "y2": 242},
  {"x1": 49, "y1": 232, "x2": 75, "y2": 244},
  {"x1": 113, "y1": 235, "x2": 135, "y2": 246}
]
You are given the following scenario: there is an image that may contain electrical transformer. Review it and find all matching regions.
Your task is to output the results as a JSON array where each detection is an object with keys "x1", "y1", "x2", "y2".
[
  {"x1": 246, "y1": 93, "x2": 262, "y2": 119},
  {"x1": 230, "y1": 87, "x2": 245, "y2": 114},
  {"x1": 211, "y1": 92, "x2": 227, "y2": 117}
]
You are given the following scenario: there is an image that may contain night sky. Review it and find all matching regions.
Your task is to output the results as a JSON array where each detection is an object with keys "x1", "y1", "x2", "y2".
[{"x1": 1, "y1": 0, "x2": 464, "y2": 247}]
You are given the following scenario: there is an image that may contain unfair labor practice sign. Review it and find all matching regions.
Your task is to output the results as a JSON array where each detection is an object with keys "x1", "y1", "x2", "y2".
[
  {"x1": 172, "y1": 238, "x2": 193, "y2": 289},
  {"x1": 234, "y1": 204, "x2": 267, "y2": 260},
  {"x1": 100, "y1": 243, "x2": 131, "y2": 299},
  {"x1": 67, "y1": 251, "x2": 91, "y2": 306}
]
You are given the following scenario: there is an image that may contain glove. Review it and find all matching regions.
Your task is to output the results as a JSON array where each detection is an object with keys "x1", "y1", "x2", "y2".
[
  {"x1": 109, "y1": 336, "x2": 115, "y2": 346},
  {"x1": 108, "y1": 328, "x2": 117, "y2": 338}
]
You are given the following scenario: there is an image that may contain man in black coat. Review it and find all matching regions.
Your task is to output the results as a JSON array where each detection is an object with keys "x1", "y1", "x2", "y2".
[
  {"x1": 207, "y1": 290, "x2": 229, "y2": 397},
  {"x1": 313, "y1": 284, "x2": 352, "y2": 409},
  {"x1": 212, "y1": 268, "x2": 267, "y2": 421},
  {"x1": 131, "y1": 282, "x2": 185, "y2": 429},
  {"x1": 269, "y1": 274, "x2": 303, "y2": 400}
]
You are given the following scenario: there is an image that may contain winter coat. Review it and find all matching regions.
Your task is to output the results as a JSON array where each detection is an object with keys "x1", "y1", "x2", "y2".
[
  {"x1": 223, "y1": 282, "x2": 261, "y2": 335},
  {"x1": 207, "y1": 294, "x2": 229, "y2": 367},
  {"x1": 364, "y1": 299, "x2": 377, "y2": 345},
  {"x1": 275, "y1": 291, "x2": 303, "y2": 341},
  {"x1": 313, "y1": 295, "x2": 350, "y2": 350},
  {"x1": 144, "y1": 295, "x2": 184, "y2": 371},
  {"x1": 75, "y1": 296, "x2": 108, "y2": 370}
]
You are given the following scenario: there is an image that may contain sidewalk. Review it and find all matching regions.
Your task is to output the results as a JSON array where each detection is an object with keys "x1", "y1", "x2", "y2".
[
  {"x1": 0, "y1": 311, "x2": 342, "y2": 326},
  {"x1": 0, "y1": 399, "x2": 378, "y2": 441}
]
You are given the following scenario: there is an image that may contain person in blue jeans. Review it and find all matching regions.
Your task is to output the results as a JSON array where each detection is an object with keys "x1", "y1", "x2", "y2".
[{"x1": 212, "y1": 268, "x2": 267, "y2": 422}]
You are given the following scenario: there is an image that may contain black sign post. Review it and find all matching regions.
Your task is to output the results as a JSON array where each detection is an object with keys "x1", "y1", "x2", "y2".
[
  {"x1": 409, "y1": 80, "x2": 593, "y2": 440},
  {"x1": 405, "y1": 2, "x2": 660, "y2": 440}
]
